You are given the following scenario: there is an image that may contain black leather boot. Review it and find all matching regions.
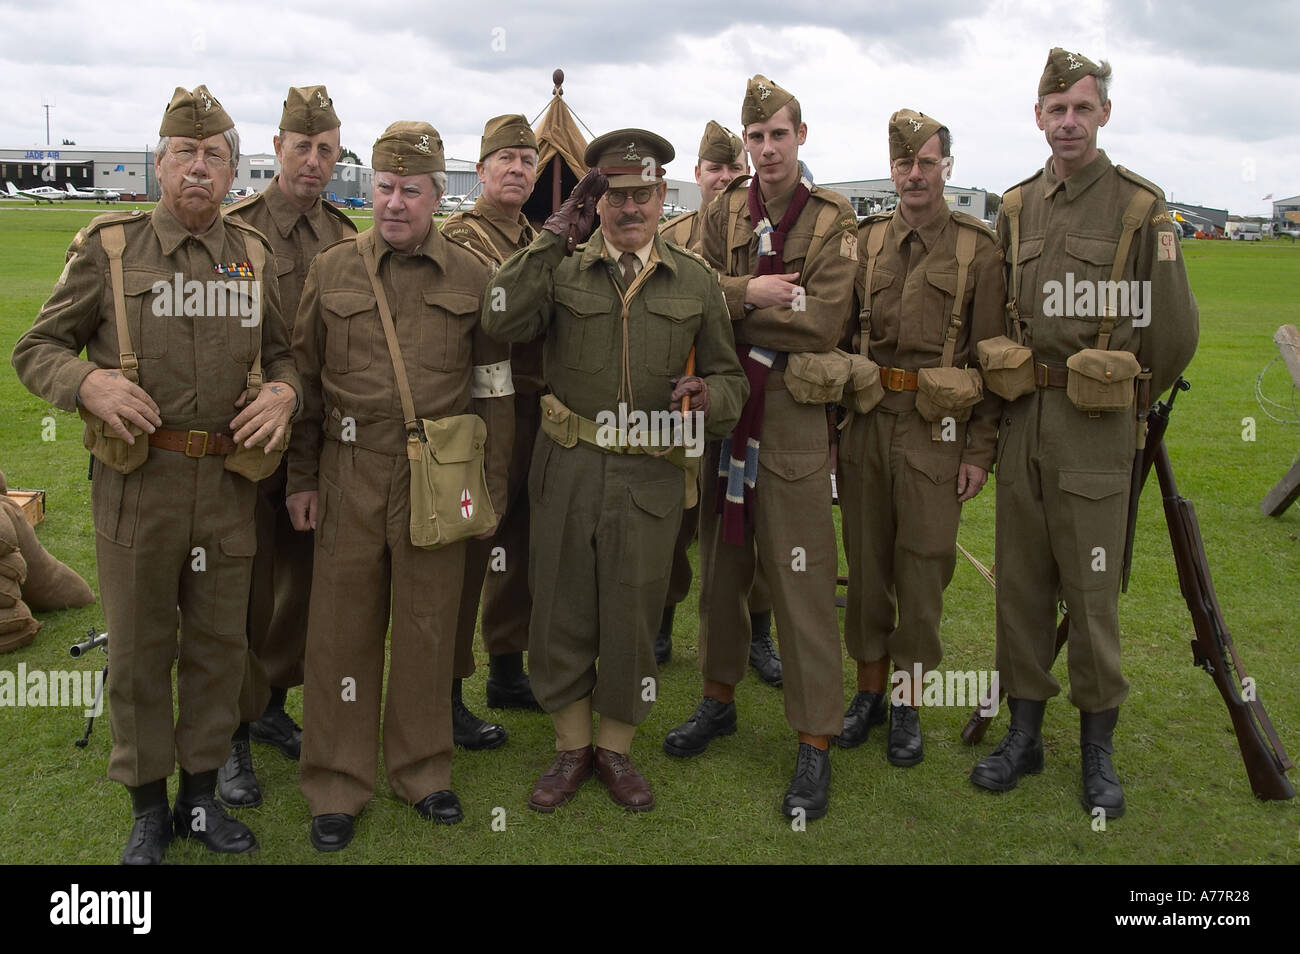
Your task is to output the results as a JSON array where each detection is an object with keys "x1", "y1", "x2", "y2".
[
  {"x1": 218, "y1": 722, "x2": 263, "y2": 807},
  {"x1": 485, "y1": 652, "x2": 541, "y2": 710},
  {"x1": 970, "y1": 698, "x2": 1045, "y2": 791},
  {"x1": 654, "y1": 605, "x2": 674, "y2": 666},
  {"x1": 663, "y1": 697, "x2": 737, "y2": 756},
  {"x1": 887, "y1": 703, "x2": 924, "y2": 767},
  {"x1": 452, "y1": 678, "x2": 507, "y2": 749},
  {"x1": 173, "y1": 769, "x2": 257, "y2": 853},
  {"x1": 122, "y1": 779, "x2": 171, "y2": 865},
  {"x1": 834, "y1": 690, "x2": 888, "y2": 748},
  {"x1": 782, "y1": 743, "x2": 830, "y2": 820},
  {"x1": 250, "y1": 686, "x2": 303, "y2": 760},
  {"x1": 748, "y1": 610, "x2": 782, "y2": 687},
  {"x1": 1081, "y1": 707, "x2": 1125, "y2": 818}
]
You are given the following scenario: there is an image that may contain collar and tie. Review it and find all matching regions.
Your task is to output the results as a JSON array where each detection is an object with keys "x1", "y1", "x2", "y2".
[{"x1": 619, "y1": 250, "x2": 640, "y2": 288}]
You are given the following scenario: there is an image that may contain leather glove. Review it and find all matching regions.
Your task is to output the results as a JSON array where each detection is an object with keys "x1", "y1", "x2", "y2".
[
  {"x1": 543, "y1": 169, "x2": 608, "y2": 253},
  {"x1": 669, "y1": 375, "x2": 710, "y2": 418}
]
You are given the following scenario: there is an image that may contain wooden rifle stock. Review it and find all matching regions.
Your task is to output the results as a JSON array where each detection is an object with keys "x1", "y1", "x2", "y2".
[{"x1": 1153, "y1": 436, "x2": 1294, "y2": 800}]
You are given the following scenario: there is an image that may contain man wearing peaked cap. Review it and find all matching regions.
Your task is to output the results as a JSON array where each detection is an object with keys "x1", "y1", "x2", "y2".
[
  {"x1": 837, "y1": 109, "x2": 1004, "y2": 767},
  {"x1": 445, "y1": 114, "x2": 543, "y2": 750},
  {"x1": 656, "y1": 120, "x2": 780, "y2": 686},
  {"x1": 220, "y1": 84, "x2": 357, "y2": 810},
  {"x1": 970, "y1": 49, "x2": 1198, "y2": 818},
  {"x1": 288, "y1": 120, "x2": 513, "y2": 851},
  {"x1": 12, "y1": 84, "x2": 299, "y2": 863},
  {"x1": 484, "y1": 128, "x2": 747, "y2": 814},
  {"x1": 662, "y1": 73, "x2": 858, "y2": 822}
]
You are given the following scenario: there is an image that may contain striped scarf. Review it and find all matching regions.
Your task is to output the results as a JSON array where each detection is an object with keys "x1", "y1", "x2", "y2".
[{"x1": 715, "y1": 177, "x2": 812, "y2": 545}]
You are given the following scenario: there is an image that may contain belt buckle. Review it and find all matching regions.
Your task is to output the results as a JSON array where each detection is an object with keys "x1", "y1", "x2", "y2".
[
  {"x1": 1035, "y1": 363, "x2": 1050, "y2": 388},
  {"x1": 886, "y1": 367, "x2": 906, "y2": 391},
  {"x1": 185, "y1": 429, "x2": 209, "y2": 457}
]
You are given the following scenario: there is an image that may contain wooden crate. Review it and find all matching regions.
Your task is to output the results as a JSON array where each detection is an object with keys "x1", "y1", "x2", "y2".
[{"x1": 4, "y1": 490, "x2": 45, "y2": 527}]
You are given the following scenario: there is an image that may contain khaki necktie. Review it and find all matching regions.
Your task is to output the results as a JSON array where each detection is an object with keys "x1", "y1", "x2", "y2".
[{"x1": 619, "y1": 251, "x2": 639, "y2": 288}]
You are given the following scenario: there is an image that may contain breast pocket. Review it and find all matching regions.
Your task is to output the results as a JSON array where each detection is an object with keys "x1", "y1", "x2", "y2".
[
  {"x1": 419, "y1": 289, "x2": 479, "y2": 372},
  {"x1": 223, "y1": 281, "x2": 262, "y2": 364},
  {"x1": 641, "y1": 295, "x2": 700, "y2": 376},
  {"x1": 123, "y1": 268, "x2": 175, "y2": 359},
  {"x1": 555, "y1": 283, "x2": 613, "y2": 374},
  {"x1": 1016, "y1": 235, "x2": 1045, "y2": 315},
  {"x1": 923, "y1": 267, "x2": 960, "y2": 346},
  {"x1": 861, "y1": 266, "x2": 896, "y2": 347},
  {"x1": 321, "y1": 289, "x2": 375, "y2": 373}
]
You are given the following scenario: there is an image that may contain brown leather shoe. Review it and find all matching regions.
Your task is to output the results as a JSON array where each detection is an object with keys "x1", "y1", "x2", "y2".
[
  {"x1": 528, "y1": 746, "x2": 594, "y2": 813},
  {"x1": 594, "y1": 747, "x2": 655, "y2": 812}
]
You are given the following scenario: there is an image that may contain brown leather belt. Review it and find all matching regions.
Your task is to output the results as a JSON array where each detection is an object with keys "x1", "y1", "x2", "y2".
[
  {"x1": 1034, "y1": 362, "x2": 1069, "y2": 390},
  {"x1": 880, "y1": 367, "x2": 919, "y2": 392},
  {"x1": 149, "y1": 427, "x2": 238, "y2": 457}
]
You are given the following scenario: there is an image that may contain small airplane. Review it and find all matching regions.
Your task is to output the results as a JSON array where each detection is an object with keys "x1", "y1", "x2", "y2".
[
  {"x1": 64, "y1": 183, "x2": 122, "y2": 202},
  {"x1": 5, "y1": 181, "x2": 67, "y2": 203}
]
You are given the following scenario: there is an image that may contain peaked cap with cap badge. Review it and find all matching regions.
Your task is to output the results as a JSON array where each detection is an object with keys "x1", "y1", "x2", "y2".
[
  {"x1": 888, "y1": 108, "x2": 946, "y2": 160},
  {"x1": 480, "y1": 114, "x2": 538, "y2": 161},
  {"x1": 160, "y1": 84, "x2": 233, "y2": 139},
  {"x1": 280, "y1": 84, "x2": 340, "y2": 135},
  {"x1": 372, "y1": 121, "x2": 445, "y2": 175},
  {"x1": 698, "y1": 120, "x2": 744, "y2": 164},
  {"x1": 583, "y1": 128, "x2": 674, "y2": 189},
  {"x1": 741, "y1": 74, "x2": 795, "y2": 126},
  {"x1": 1038, "y1": 47, "x2": 1105, "y2": 97}
]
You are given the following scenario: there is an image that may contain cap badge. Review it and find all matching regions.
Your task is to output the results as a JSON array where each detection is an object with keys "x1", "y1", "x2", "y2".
[
  {"x1": 415, "y1": 134, "x2": 431, "y2": 154},
  {"x1": 200, "y1": 92, "x2": 213, "y2": 112},
  {"x1": 757, "y1": 83, "x2": 771, "y2": 100},
  {"x1": 623, "y1": 141, "x2": 640, "y2": 161},
  {"x1": 907, "y1": 118, "x2": 923, "y2": 132},
  {"x1": 1066, "y1": 52, "x2": 1083, "y2": 70},
  {"x1": 316, "y1": 90, "x2": 330, "y2": 108}
]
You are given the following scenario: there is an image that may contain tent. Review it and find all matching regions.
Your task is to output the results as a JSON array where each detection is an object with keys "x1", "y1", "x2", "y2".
[{"x1": 523, "y1": 69, "x2": 592, "y2": 227}]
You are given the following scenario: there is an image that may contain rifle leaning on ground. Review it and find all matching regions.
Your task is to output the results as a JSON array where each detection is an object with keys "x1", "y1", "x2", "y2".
[
  {"x1": 69, "y1": 629, "x2": 108, "y2": 748},
  {"x1": 960, "y1": 377, "x2": 1294, "y2": 801}
]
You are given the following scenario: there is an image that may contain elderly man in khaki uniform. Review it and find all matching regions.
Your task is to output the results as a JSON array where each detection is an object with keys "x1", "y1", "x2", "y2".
[
  {"x1": 443, "y1": 114, "x2": 542, "y2": 751},
  {"x1": 288, "y1": 122, "x2": 512, "y2": 851},
  {"x1": 656, "y1": 121, "x2": 780, "y2": 688},
  {"x1": 219, "y1": 84, "x2": 357, "y2": 807},
  {"x1": 971, "y1": 49, "x2": 1198, "y2": 818},
  {"x1": 484, "y1": 129, "x2": 747, "y2": 814},
  {"x1": 662, "y1": 76, "x2": 857, "y2": 822},
  {"x1": 837, "y1": 109, "x2": 1004, "y2": 766},
  {"x1": 12, "y1": 85, "x2": 298, "y2": 864}
]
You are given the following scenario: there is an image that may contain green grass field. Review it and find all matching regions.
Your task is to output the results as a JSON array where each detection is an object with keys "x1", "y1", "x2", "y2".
[{"x1": 0, "y1": 203, "x2": 1297, "y2": 864}]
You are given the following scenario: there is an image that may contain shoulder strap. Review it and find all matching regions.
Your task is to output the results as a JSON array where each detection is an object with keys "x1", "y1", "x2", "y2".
[
  {"x1": 859, "y1": 218, "x2": 890, "y2": 338},
  {"x1": 941, "y1": 223, "x2": 978, "y2": 367},
  {"x1": 804, "y1": 200, "x2": 841, "y2": 261},
  {"x1": 456, "y1": 216, "x2": 504, "y2": 266},
  {"x1": 1097, "y1": 189, "x2": 1158, "y2": 349},
  {"x1": 357, "y1": 238, "x2": 420, "y2": 443},
  {"x1": 241, "y1": 237, "x2": 267, "y2": 400},
  {"x1": 1002, "y1": 186, "x2": 1024, "y2": 342},
  {"x1": 99, "y1": 225, "x2": 137, "y2": 384}
]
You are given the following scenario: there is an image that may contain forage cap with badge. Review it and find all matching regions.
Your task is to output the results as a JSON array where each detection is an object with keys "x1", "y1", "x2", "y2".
[
  {"x1": 1038, "y1": 47, "x2": 1105, "y2": 97},
  {"x1": 371, "y1": 121, "x2": 445, "y2": 175},
  {"x1": 159, "y1": 84, "x2": 233, "y2": 138},
  {"x1": 544, "y1": 128, "x2": 675, "y2": 253},
  {"x1": 698, "y1": 120, "x2": 743, "y2": 164},
  {"x1": 280, "y1": 84, "x2": 341, "y2": 134}
]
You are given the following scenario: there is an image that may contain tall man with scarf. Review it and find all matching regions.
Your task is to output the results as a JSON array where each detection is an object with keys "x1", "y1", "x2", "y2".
[{"x1": 662, "y1": 75, "x2": 858, "y2": 821}]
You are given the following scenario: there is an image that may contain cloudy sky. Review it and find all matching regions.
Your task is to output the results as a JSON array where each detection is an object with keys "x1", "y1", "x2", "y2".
[{"x1": 2, "y1": 0, "x2": 1296, "y2": 214}]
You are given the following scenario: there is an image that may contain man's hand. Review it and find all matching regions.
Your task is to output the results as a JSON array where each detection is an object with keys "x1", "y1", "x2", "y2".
[
  {"x1": 77, "y1": 368, "x2": 161, "y2": 443},
  {"x1": 956, "y1": 462, "x2": 988, "y2": 503},
  {"x1": 745, "y1": 272, "x2": 803, "y2": 309},
  {"x1": 543, "y1": 169, "x2": 608, "y2": 253},
  {"x1": 286, "y1": 490, "x2": 318, "y2": 531},
  {"x1": 231, "y1": 380, "x2": 295, "y2": 451},
  {"x1": 669, "y1": 375, "x2": 710, "y2": 418}
]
